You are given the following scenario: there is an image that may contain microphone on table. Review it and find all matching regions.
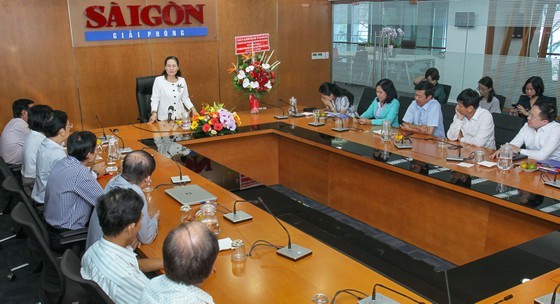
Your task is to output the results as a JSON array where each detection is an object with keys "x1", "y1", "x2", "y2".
[
  {"x1": 493, "y1": 294, "x2": 513, "y2": 304},
  {"x1": 166, "y1": 151, "x2": 191, "y2": 184},
  {"x1": 95, "y1": 115, "x2": 108, "y2": 141},
  {"x1": 167, "y1": 105, "x2": 175, "y2": 122},
  {"x1": 534, "y1": 282, "x2": 560, "y2": 304},
  {"x1": 252, "y1": 197, "x2": 312, "y2": 261},
  {"x1": 223, "y1": 199, "x2": 255, "y2": 223},
  {"x1": 329, "y1": 116, "x2": 349, "y2": 132},
  {"x1": 109, "y1": 129, "x2": 132, "y2": 154},
  {"x1": 279, "y1": 98, "x2": 305, "y2": 117},
  {"x1": 258, "y1": 100, "x2": 288, "y2": 119},
  {"x1": 358, "y1": 283, "x2": 425, "y2": 304}
]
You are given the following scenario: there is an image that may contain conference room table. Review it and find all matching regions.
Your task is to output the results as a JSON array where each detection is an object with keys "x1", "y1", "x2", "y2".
[{"x1": 96, "y1": 108, "x2": 560, "y2": 303}]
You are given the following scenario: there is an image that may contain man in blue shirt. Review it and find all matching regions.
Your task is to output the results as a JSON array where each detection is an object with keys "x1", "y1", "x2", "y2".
[
  {"x1": 86, "y1": 150, "x2": 160, "y2": 249},
  {"x1": 44, "y1": 131, "x2": 106, "y2": 252},
  {"x1": 401, "y1": 81, "x2": 445, "y2": 138}
]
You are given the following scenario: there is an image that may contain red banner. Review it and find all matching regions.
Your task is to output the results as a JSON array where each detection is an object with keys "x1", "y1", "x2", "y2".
[{"x1": 235, "y1": 33, "x2": 270, "y2": 55}]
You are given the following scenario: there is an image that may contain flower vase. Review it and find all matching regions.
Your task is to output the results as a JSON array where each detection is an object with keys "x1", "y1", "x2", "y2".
[
  {"x1": 387, "y1": 45, "x2": 395, "y2": 57},
  {"x1": 249, "y1": 94, "x2": 259, "y2": 114}
]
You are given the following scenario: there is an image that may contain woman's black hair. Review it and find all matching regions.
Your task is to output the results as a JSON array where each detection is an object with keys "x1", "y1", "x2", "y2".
[
  {"x1": 522, "y1": 76, "x2": 544, "y2": 96},
  {"x1": 318, "y1": 82, "x2": 354, "y2": 106},
  {"x1": 478, "y1": 76, "x2": 496, "y2": 103},
  {"x1": 375, "y1": 79, "x2": 398, "y2": 104},
  {"x1": 161, "y1": 56, "x2": 183, "y2": 79}
]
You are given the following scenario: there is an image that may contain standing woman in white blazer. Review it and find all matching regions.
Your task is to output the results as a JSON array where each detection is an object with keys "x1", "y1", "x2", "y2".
[{"x1": 149, "y1": 56, "x2": 199, "y2": 123}]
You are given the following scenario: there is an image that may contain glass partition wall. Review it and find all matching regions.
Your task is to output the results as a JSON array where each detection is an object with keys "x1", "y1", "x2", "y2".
[{"x1": 332, "y1": 0, "x2": 560, "y2": 106}]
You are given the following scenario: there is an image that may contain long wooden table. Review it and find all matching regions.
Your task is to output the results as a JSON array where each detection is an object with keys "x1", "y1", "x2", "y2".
[
  {"x1": 98, "y1": 120, "x2": 430, "y2": 303},
  {"x1": 100, "y1": 109, "x2": 560, "y2": 303}
]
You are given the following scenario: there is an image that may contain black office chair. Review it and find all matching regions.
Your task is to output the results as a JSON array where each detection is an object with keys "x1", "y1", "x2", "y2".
[
  {"x1": 136, "y1": 75, "x2": 158, "y2": 123},
  {"x1": 2, "y1": 176, "x2": 87, "y2": 254},
  {"x1": 61, "y1": 250, "x2": 115, "y2": 304},
  {"x1": 495, "y1": 94, "x2": 506, "y2": 111},
  {"x1": 11, "y1": 202, "x2": 89, "y2": 303},
  {"x1": 356, "y1": 86, "x2": 377, "y2": 115},
  {"x1": 441, "y1": 103, "x2": 456, "y2": 133},
  {"x1": 398, "y1": 94, "x2": 415, "y2": 124},
  {"x1": 492, "y1": 113, "x2": 525, "y2": 148},
  {"x1": 440, "y1": 84, "x2": 452, "y2": 105}
]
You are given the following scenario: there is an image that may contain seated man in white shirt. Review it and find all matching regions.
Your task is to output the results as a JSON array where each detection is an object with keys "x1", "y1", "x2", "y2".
[
  {"x1": 21, "y1": 105, "x2": 53, "y2": 186},
  {"x1": 446, "y1": 88, "x2": 496, "y2": 149},
  {"x1": 0, "y1": 99, "x2": 34, "y2": 165},
  {"x1": 491, "y1": 101, "x2": 560, "y2": 161},
  {"x1": 31, "y1": 110, "x2": 71, "y2": 204},
  {"x1": 140, "y1": 221, "x2": 219, "y2": 304},
  {"x1": 81, "y1": 188, "x2": 163, "y2": 304}
]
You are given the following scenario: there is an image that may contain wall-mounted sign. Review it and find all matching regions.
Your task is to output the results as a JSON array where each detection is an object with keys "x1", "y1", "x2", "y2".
[
  {"x1": 234, "y1": 33, "x2": 270, "y2": 55},
  {"x1": 68, "y1": 0, "x2": 217, "y2": 46}
]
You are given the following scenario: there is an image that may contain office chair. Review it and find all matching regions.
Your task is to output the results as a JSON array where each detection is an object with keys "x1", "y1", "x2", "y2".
[
  {"x1": 440, "y1": 84, "x2": 452, "y2": 105},
  {"x1": 398, "y1": 94, "x2": 415, "y2": 124},
  {"x1": 441, "y1": 103, "x2": 456, "y2": 133},
  {"x1": 495, "y1": 94, "x2": 506, "y2": 111},
  {"x1": 356, "y1": 86, "x2": 377, "y2": 115},
  {"x1": 2, "y1": 176, "x2": 87, "y2": 257},
  {"x1": 61, "y1": 250, "x2": 115, "y2": 304},
  {"x1": 492, "y1": 113, "x2": 525, "y2": 148},
  {"x1": 136, "y1": 75, "x2": 158, "y2": 123},
  {"x1": 11, "y1": 202, "x2": 89, "y2": 304}
]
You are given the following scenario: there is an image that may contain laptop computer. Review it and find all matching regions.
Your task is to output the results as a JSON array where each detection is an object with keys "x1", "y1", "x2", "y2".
[{"x1": 164, "y1": 184, "x2": 217, "y2": 206}]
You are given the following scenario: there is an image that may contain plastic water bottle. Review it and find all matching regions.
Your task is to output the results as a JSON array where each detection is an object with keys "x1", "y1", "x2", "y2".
[
  {"x1": 497, "y1": 143, "x2": 513, "y2": 171},
  {"x1": 106, "y1": 135, "x2": 119, "y2": 173},
  {"x1": 381, "y1": 120, "x2": 391, "y2": 141},
  {"x1": 288, "y1": 96, "x2": 297, "y2": 115}
]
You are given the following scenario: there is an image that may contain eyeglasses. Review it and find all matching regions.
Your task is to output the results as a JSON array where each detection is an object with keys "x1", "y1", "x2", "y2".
[{"x1": 477, "y1": 86, "x2": 489, "y2": 92}]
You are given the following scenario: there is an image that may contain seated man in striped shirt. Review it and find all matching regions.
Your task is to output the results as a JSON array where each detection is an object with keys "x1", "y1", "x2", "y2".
[
  {"x1": 43, "y1": 131, "x2": 106, "y2": 253},
  {"x1": 81, "y1": 188, "x2": 163, "y2": 304}
]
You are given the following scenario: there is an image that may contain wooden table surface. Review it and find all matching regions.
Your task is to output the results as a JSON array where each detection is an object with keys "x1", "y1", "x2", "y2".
[
  {"x1": 96, "y1": 109, "x2": 560, "y2": 303},
  {"x1": 97, "y1": 117, "x2": 430, "y2": 303}
]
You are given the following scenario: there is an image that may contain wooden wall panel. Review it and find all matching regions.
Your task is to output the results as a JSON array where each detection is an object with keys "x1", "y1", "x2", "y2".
[
  {"x1": 278, "y1": 0, "x2": 332, "y2": 108},
  {"x1": 216, "y1": 0, "x2": 279, "y2": 110},
  {"x1": 0, "y1": 0, "x2": 79, "y2": 128},
  {"x1": 74, "y1": 44, "x2": 152, "y2": 130},
  {"x1": 0, "y1": 0, "x2": 332, "y2": 131}
]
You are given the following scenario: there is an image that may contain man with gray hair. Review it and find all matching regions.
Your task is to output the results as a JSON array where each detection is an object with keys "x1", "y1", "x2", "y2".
[
  {"x1": 140, "y1": 221, "x2": 219, "y2": 303},
  {"x1": 86, "y1": 150, "x2": 160, "y2": 249}
]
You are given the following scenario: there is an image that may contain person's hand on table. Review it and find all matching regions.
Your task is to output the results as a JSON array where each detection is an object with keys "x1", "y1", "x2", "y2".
[
  {"x1": 357, "y1": 118, "x2": 371, "y2": 125},
  {"x1": 148, "y1": 112, "x2": 157, "y2": 124},
  {"x1": 92, "y1": 162, "x2": 107, "y2": 176},
  {"x1": 150, "y1": 209, "x2": 160, "y2": 221}
]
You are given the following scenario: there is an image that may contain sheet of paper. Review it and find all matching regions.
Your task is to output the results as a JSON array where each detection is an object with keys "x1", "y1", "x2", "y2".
[
  {"x1": 218, "y1": 237, "x2": 232, "y2": 251},
  {"x1": 478, "y1": 161, "x2": 497, "y2": 168},
  {"x1": 457, "y1": 162, "x2": 474, "y2": 168}
]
